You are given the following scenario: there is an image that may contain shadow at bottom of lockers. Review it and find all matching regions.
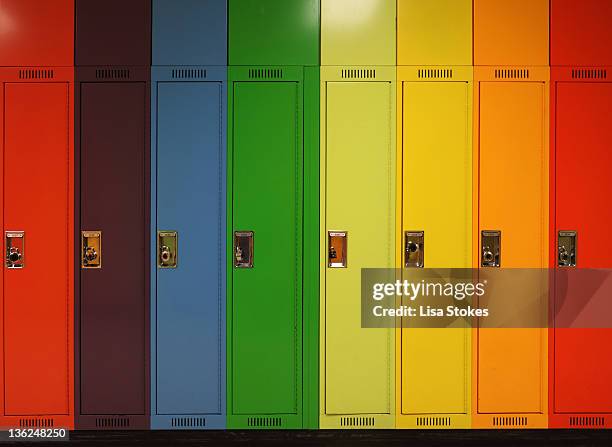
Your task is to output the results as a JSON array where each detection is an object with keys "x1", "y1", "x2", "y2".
[{"x1": 66, "y1": 429, "x2": 612, "y2": 446}]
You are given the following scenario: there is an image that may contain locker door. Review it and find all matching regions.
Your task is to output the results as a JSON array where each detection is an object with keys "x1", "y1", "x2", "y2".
[
  {"x1": 231, "y1": 82, "x2": 302, "y2": 417},
  {"x1": 3, "y1": 83, "x2": 70, "y2": 415},
  {"x1": 554, "y1": 82, "x2": 612, "y2": 414},
  {"x1": 478, "y1": 82, "x2": 547, "y2": 415},
  {"x1": 325, "y1": 82, "x2": 394, "y2": 415},
  {"x1": 401, "y1": 82, "x2": 471, "y2": 416},
  {"x1": 80, "y1": 82, "x2": 148, "y2": 415},
  {"x1": 155, "y1": 82, "x2": 224, "y2": 415}
]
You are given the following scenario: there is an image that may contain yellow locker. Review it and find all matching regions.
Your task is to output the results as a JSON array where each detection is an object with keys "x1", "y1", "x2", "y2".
[
  {"x1": 397, "y1": 0, "x2": 472, "y2": 66},
  {"x1": 321, "y1": 0, "x2": 395, "y2": 66},
  {"x1": 396, "y1": 67, "x2": 473, "y2": 429},
  {"x1": 320, "y1": 66, "x2": 396, "y2": 429},
  {"x1": 473, "y1": 66, "x2": 549, "y2": 428}
]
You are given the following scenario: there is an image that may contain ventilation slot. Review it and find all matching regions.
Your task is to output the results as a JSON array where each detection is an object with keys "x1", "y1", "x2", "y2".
[
  {"x1": 571, "y1": 69, "x2": 607, "y2": 80},
  {"x1": 569, "y1": 416, "x2": 605, "y2": 427},
  {"x1": 171, "y1": 417, "x2": 206, "y2": 428},
  {"x1": 19, "y1": 418, "x2": 54, "y2": 428},
  {"x1": 95, "y1": 417, "x2": 130, "y2": 428},
  {"x1": 416, "y1": 417, "x2": 451, "y2": 427},
  {"x1": 247, "y1": 417, "x2": 282, "y2": 428},
  {"x1": 494, "y1": 69, "x2": 530, "y2": 79},
  {"x1": 172, "y1": 69, "x2": 207, "y2": 79},
  {"x1": 341, "y1": 69, "x2": 376, "y2": 79},
  {"x1": 248, "y1": 69, "x2": 283, "y2": 79},
  {"x1": 18, "y1": 69, "x2": 54, "y2": 80},
  {"x1": 95, "y1": 69, "x2": 131, "y2": 80},
  {"x1": 417, "y1": 68, "x2": 453, "y2": 79},
  {"x1": 340, "y1": 417, "x2": 375, "y2": 427},
  {"x1": 493, "y1": 416, "x2": 528, "y2": 427}
]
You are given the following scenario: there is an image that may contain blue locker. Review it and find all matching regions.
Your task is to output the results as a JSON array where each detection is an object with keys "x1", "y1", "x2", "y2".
[{"x1": 151, "y1": 0, "x2": 227, "y2": 430}]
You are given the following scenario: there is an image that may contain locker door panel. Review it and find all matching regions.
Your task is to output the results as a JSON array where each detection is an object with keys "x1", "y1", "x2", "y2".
[
  {"x1": 3, "y1": 83, "x2": 70, "y2": 415},
  {"x1": 156, "y1": 82, "x2": 224, "y2": 415},
  {"x1": 554, "y1": 82, "x2": 612, "y2": 413},
  {"x1": 478, "y1": 82, "x2": 546, "y2": 414},
  {"x1": 80, "y1": 82, "x2": 147, "y2": 415},
  {"x1": 325, "y1": 81, "x2": 393, "y2": 415},
  {"x1": 401, "y1": 82, "x2": 471, "y2": 414},
  {"x1": 232, "y1": 82, "x2": 302, "y2": 415}
]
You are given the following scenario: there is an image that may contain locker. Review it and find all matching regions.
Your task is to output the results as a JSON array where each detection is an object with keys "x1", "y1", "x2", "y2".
[
  {"x1": 396, "y1": 67, "x2": 472, "y2": 429},
  {"x1": 473, "y1": 67, "x2": 549, "y2": 428},
  {"x1": 474, "y1": 0, "x2": 549, "y2": 66},
  {"x1": 321, "y1": 0, "x2": 395, "y2": 66},
  {"x1": 227, "y1": 66, "x2": 319, "y2": 429},
  {"x1": 549, "y1": 68, "x2": 612, "y2": 428},
  {"x1": 320, "y1": 66, "x2": 396, "y2": 429},
  {"x1": 397, "y1": 0, "x2": 472, "y2": 66},
  {"x1": 76, "y1": 67, "x2": 150, "y2": 429},
  {"x1": 551, "y1": 0, "x2": 612, "y2": 66},
  {"x1": 228, "y1": 0, "x2": 319, "y2": 66},
  {"x1": 0, "y1": 68, "x2": 74, "y2": 429},
  {"x1": 0, "y1": 0, "x2": 73, "y2": 67},
  {"x1": 75, "y1": 0, "x2": 151, "y2": 66},
  {"x1": 152, "y1": 0, "x2": 226, "y2": 66}
]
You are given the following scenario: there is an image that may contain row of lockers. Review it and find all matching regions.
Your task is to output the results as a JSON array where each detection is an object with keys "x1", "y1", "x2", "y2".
[
  {"x1": 1, "y1": 0, "x2": 611, "y2": 432},
  {"x1": 1, "y1": 0, "x2": 611, "y2": 67}
]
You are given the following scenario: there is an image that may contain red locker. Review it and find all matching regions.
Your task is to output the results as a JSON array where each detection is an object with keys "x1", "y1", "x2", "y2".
[
  {"x1": 550, "y1": 67, "x2": 612, "y2": 428},
  {"x1": 0, "y1": 67, "x2": 75, "y2": 429},
  {"x1": 0, "y1": 1, "x2": 74, "y2": 66},
  {"x1": 551, "y1": 0, "x2": 612, "y2": 66}
]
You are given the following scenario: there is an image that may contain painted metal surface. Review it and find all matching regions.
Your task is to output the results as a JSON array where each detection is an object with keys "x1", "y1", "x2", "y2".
[
  {"x1": 0, "y1": 68, "x2": 74, "y2": 429},
  {"x1": 227, "y1": 66, "x2": 319, "y2": 429},
  {"x1": 473, "y1": 67, "x2": 549, "y2": 429},
  {"x1": 320, "y1": 66, "x2": 396, "y2": 429},
  {"x1": 396, "y1": 66, "x2": 472, "y2": 429},
  {"x1": 321, "y1": 0, "x2": 395, "y2": 66},
  {"x1": 228, "y1": 0, "x2": 319, "y2": 66},
  {"x1": 397, "y1": 0, "x2": 472, "y2": 66},
  {"x1": 76, "y1": 67, "x2": 150, "y2": 430},
  {"x1": 150, "y1": 66, "x2": 226, "y2": 429},
  {"x1": 152, "y1": 0, "x2": 227, "y2": 66}
]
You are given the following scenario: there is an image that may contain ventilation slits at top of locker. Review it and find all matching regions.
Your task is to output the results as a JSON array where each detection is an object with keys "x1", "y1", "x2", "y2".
[
  {"x1": 474, "y1": 0, "x2": 549, "y2": 66},
  {"x1": 0, "y1": 0, "x2": 74, "y2": 67},
  {"x1": 76, "y1": 0, "x2": 151, "y2": 66},
  {"x1": 397, "y1": 0, "x2": 472, "y2": 66},
  {"x1": 153, "y1": 0, "x2": 226, "y2": 66},
  {"x1": 321, "y1": 0, "x2": 395, "y2": 66},
  {"x1": 229, "y1": 0, "x2": 319, "y2": 66},
  {"x1": 551, "y1": 0, "x2": 612, "y2": 66}
]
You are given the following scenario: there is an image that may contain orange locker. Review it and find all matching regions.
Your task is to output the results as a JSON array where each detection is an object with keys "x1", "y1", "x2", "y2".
[
  {"x1": 474, "y1": 0, "x2": 549, "y2": 66},
  {"x1": 473, "y1": 67, "x2": 549, "y2": 428},
  {"x1": 0, "y1": 1, "x2": 74, "y2": 429}
]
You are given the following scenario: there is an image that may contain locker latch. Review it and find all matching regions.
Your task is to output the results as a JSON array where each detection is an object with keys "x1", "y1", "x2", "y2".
[
  {"x1": 81, "y1": 231, "x2": 102, "y2": 269},
  {"x1": 558, "y1": 231, "x2": 576, "y2": 267},
  {"x1": 481, "y1": 230, "x2": 501, "y2": 268},
  {"x1": 5, "y1": 231, "x2": 25, "y2": 269},
  {"x1": 404, "y1": 231, "x2": 424, "y2": 268},
  {"x1": 158, "y1": 231, "x2": 178, "y2": 268},
  {"x1": 234, "y1": 231, "x2": 254, "y2": 268},
  {"x1": 328, "y1": 231, "x2": 347, "y2": 268}
]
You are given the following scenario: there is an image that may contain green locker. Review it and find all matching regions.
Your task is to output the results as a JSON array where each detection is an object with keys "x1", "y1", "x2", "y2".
[{"x1": 227, "y1": 66, "x2": 319, "y2": 429}]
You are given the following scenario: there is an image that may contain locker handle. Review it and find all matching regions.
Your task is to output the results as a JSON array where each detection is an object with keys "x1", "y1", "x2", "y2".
[
  {"x1": 558, "y1": 231, "x2": 577, "y2": 267},
  {"x1": 81, "y1": 231, "x2": 102, "y2": 269},
  {"x1": 158, "y1": 231, "x2": 178, "y2": 268},
  {"x1": 404, "y1": 231, "x2": 424, "y2": 268},
  {"x1": 328, "y1": 231, "x2": 347, "y2": 268},
  {"x1": 481, "y1": 230, "x2": 501, "y2": 268},
  {"x1": 234, "y1": 231, "x2": 254, "y2": 268},
  {"x1": 5, "y1": 231, "x2": 25, "y2": 269}
]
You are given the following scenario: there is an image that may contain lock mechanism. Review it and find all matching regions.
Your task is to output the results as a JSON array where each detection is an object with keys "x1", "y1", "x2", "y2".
[
  {"x1": 5, "y1": 231, "x2": 25, "y2": 269},
  {"x1": 158, "y1": 231, "x2": 178, "y2": 268},
  {"x1": 328, "y1": 231, "x2": 347, "y2": 268},
  {"x1": 81, "y1": 231, "x2": 102, "y2": 269},
  {"x1": 234, "y1": 231, "x2": 254, "y2": 268},
  {"x1": 404, "y1": 231, "x2": 424, "y2": 268},
  {"x1": 558, "y1": 231, "x2": 576, "y2": 267},
  {"x1": 481, "y1": 230, "x2": 501, "y2": 268}
]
